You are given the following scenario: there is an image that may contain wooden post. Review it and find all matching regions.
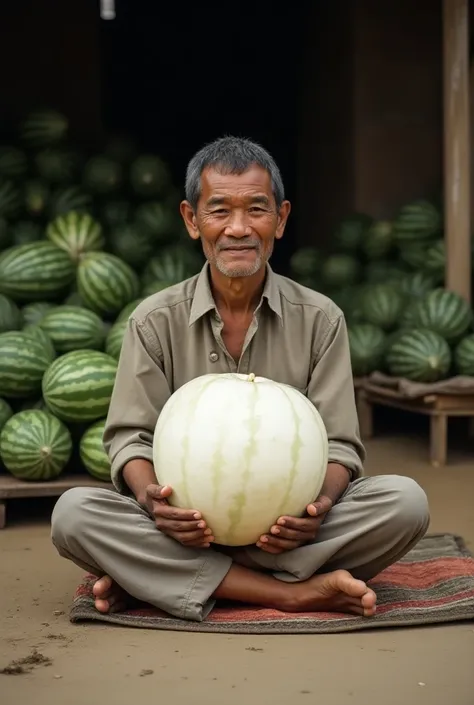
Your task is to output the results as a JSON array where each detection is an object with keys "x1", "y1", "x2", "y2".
[{"x1": 443, "y1": 0, "x2": 471, "y2": 303}]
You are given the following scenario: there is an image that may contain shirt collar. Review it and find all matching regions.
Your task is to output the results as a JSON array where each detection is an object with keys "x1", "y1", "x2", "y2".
[{"x1": 188, "y1": 261, "x2": 283, "y2": 326}]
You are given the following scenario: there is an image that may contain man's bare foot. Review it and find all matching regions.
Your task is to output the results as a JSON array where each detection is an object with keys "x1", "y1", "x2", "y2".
[
  {"x1": 92, "y1": 575, "x2": 128, "y2": 614},
  {"x1": 289, "y1": 569, "x2": 377, "y2": 617}
]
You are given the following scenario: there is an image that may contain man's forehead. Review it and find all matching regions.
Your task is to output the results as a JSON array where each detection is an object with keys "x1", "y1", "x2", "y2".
[{"x1": 200, "y1": 165, "x2": 273, "y2": 201}]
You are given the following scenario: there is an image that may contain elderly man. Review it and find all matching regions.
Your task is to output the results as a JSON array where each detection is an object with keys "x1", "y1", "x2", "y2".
[{"x1": 51, "y1": 136, "x2": 430, "y2": 622}]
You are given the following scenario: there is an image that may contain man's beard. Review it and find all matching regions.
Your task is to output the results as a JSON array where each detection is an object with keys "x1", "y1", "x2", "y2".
[{"x1": 203, "y1": 236, "x2": 273, "y2": 278}]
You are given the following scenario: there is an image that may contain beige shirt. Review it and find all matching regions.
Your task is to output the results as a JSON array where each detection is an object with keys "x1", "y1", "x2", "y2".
[{"x1": 104, "y1": 263, "x2": 365, "y2": 493}]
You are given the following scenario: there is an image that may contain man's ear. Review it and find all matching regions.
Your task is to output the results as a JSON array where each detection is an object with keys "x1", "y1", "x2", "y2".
[{"x1": 180, "y1": 200, "x2": 200, "y2": 241}]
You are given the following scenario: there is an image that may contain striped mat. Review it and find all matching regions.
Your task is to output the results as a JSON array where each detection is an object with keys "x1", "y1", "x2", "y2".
[{"x1": 69, "y1": 533, "x2": 474, "y2": 633}]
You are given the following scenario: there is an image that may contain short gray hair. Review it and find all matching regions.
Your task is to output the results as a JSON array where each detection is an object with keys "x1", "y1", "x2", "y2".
[{"x1": 184, "y1": 135, "x2": 285, "y2": 211}]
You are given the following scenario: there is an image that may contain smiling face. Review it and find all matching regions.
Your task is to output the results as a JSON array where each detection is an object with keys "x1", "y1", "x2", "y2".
[{"x1": 180, "y1": 165, "x2": 291, "y2": 278}]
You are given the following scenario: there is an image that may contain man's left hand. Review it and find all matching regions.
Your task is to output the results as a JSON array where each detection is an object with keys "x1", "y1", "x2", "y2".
[{"x1": 256, "y1": 495, "x2": 333, "y2": 554}]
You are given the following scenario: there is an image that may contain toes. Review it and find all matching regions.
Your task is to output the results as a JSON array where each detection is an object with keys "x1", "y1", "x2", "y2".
[
  {"x1": 92, "y1": 575, "x2": 113, "y2": 598},
  {"x1": 331, "y1": 570, "x2": 368, "y2": 598},
  {"x1": 94, "y1": 598, "x2": 110, "y2": 613}
]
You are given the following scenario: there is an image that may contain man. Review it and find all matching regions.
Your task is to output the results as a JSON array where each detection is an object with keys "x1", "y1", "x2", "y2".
[{"x1": 51, "y1": 136, "x2": 430, "y2": 622}]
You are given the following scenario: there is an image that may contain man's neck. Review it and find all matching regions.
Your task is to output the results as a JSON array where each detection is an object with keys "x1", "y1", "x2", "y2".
[{"x1": 209, "y1": 265, "x2": 266, "y2": 315}]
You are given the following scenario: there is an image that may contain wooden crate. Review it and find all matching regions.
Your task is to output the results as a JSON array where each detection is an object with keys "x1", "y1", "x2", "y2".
[
  {"x1": 0, "y1": 474, "x2": 112, "y2": 529},
  {"x1": 358, "y1": 381, "x2": 474, "y2": 467}
]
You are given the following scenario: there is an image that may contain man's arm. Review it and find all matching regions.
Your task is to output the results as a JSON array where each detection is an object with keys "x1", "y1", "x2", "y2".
[
  {"x1": 307, "y1": 311, "x2": 365, "y2": 500},
  {"x1": 103, "y1": 316, "x2": 171, "y2": 498}
]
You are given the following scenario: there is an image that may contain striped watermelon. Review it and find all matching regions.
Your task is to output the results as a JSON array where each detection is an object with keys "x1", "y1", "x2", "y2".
[
  {"x1": 42, "y1": 349, "x2": 118, "y2": 422},
  {"x1": 77, "y1": 251, "x2": 140, "y2": 317},
  {"x1": 361, "y1": 284, "x2": 405, "y2": 331},
  {"x1": 454, "y1": 334, "x2": 474, "y2": 376},
  {"x1": 110, "y1": 224, "x2": 155, "y2": 269},
  {"x1": 46, "y1": 211, "x2": 104, "y2": 261},
  {"x1": 135, "y1": 201, "x2": 176, "y2": 241},
  {"x1": 20, "y1": 109, "x2": 68, "y2": 147},
  {"x1": 24, "y1": 179, "x2": 50, "y2": 218},
  {"x1": 398, "y1": 241, "x2": 427, "y2": 270},
  {"x1": 398, "y1": 272, "x2": 437, "y2": 299},
  {"x1": 348, "y1": 324, "x2": 386, "y2": 377},
  {"x1": 320, "y1": 254, "x2": 360, "y2": 288},
  {"x1": 424, "y1": 239, "x2": 445, "y2": 282},
  {"x1": 0, "y1": 294, "x2": 22, "y2": 333},
  {"x1": 386, "y1": 329, "x2": 451, "y2": 382},
  {"x1": 0, "y1": 409, "x2": 72, "y2": 480},
  {"x1": 0, "y1": 398, "x2": 13, "y2": 432},
  {"x1": 49, "y1": 186, "x2": 92, "y2": 218},
  {"x1": 289, "y1": 247, "x2": 321, "y2": 282},
  {"x1": 0, "y1": 147, "x2": 28, "y2": 179},
  {"x1": 101, "y1": 200, "x2": 131, "y2": 228},
  {"x1": 142, "y1": 249, "x2": 200, "y2": 289},
  {"x1": 105, "y1": 319, "x2": 127, "y2": 359},
  {"x1": 116, "y1": 298, "x2": 143, "y2": 322},
  {"x1": 22, "y1": 301, "x2": 56, "y2": 326},
  {"x1": 130, "y1": 155, "x2": 170, "y2": 196},
  {"x1": 334, "y1": 213, "x2": 373, "y2": 251},
  {"x1": 393, "y1": 200, "x2": 442, "y2": 242},
  {"x1": 39, "y1": 305, "x2": 105, "y2": 353},
  {"x1": 0, "y1": 241, "x2": 76, "y2": 302},
  {"x1": 35, "y1": 148, "x2": 80, "y2": 184},
  {"x1": 23, "y1": 324, "x2": 57, "y2": 359},
  {"x1": 411, "y1": 289, "x2": 472, "y2": 343},
  {"x1": 79, "y1": 419, "x2": 111, "y2": 481},
  {"x1": 0, "y1": 331, "x2": 55, "y2": 398},
  {"x1": 362, "y1": 220, "x2": 393, "y2": 260},
  {"x1": 364, "y1": 262, "x2": 408, "y2": 285},
  {"x1": 83, "y1": 156, "x2": 123, "y2": 194},
  {"x1": 0, "y1": 179, "x2": 21, "y2": 219}
]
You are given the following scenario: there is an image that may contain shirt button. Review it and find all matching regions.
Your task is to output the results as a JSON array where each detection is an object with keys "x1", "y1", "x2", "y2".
[{"x1": 209, "y1": 351, "x2": 219, "y2": 362}]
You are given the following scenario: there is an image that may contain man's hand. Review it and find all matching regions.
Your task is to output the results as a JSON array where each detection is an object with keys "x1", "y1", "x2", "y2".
[
  {"x1": 256, "y1": 495, "x2": 333, "y2": 554},
  {"x1": 144, "y1": 484, "x2": 214, "y2": 548}
]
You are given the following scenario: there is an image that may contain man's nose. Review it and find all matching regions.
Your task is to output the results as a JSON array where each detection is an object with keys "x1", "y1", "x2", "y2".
[{"x1": 224, "y1": 210, "x2": 251, "y2": 237}]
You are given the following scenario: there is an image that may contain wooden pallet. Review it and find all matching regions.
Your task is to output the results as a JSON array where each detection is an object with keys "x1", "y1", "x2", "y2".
[
  {"x1": 0, "y1": 474, "x2": 112, "y2": 529},
  {"x1": 358, "y1": 381, "x2": 474, "y2": 467}
]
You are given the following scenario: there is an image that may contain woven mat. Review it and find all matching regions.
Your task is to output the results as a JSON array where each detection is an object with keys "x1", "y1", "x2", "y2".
[{"x1": 69, "y1": 533, "x2": 474, "y2": 634}]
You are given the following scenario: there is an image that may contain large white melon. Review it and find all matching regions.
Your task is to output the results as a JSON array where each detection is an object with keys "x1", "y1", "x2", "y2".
[{"x1": 152, "y1": 372, "x2": 328, "y2": 546}]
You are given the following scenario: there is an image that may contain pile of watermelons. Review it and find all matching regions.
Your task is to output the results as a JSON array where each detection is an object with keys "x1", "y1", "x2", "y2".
[
  {"x1": 289, "y1": 205, "x2": 474, "y2": 382},
  {"x1": 0, "y1": 108, "x2": 204, "y2": 483}
]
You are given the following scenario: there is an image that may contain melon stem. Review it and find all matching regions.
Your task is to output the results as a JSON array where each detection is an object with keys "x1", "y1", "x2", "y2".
[
  {"x1": 247, "y1": 373, "x2": 256, "y2": 382},
  {"x1": 40, "y1": 446, "x2": 52, "y2": 457}
]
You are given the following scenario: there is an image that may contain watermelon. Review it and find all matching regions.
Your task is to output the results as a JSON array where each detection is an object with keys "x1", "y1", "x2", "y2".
[
  {"x1": 289, "y1": 247, "x2": 321, "y2": 282},
  {"x1": 362, "y1": 220, "x2": 393, "y2": 260},
  {"x1": 411, "y1": 289, "x2": 472, "y2": 343},
  {"x1": 135, "y1": 201, "x2": 176, "y2": 241},
  {"x1": 360, "y1": 284, "x2": 405, "y2": 331},
  {"x1": 153, "y1": 372, "x2": 329, "y2": 546},
  {"x1": 105, "y1": 319, "x2": 127, "y2": 359},
  {"x1": 348, "y1": 324, "x2": 386, "y2": 376},
  {"x1": 333, "y1": 213, "x2": 373, "y2": 251},
  {"x1": 398, "y1": 271, "x2": 437, "y2": 299},
  {"x1": 110, "y1": 224, "x2": 155, "y2": 269},
  {"x1": 116, "y1": 298, "x2": 143, "y2": 322},
  {"x1": 22, "y1": 301, "x2": 56, "y2": 326},
  {"x1": 320, "y1": 254, "x2": 360, "y2": 288},
  {"x1": 63, "y1": 290, "x2": 85, "y2": 307},
  {"x1": 0, "y1": 179, "x2": 21, "y2": 219},
  {"x1": 0, "y1": 398, "x2": 13, "y2": 432},
  {"x1": 12, "y1": 221, "x2": 43, "y2": 247},
  {"x1": 35, "y1": 148, "x2": 79, "y2": 183},
  {"x1": 393, "y1": 200, "x2": 441, "y2": 242},
  {"x1": 0, "y1": 241, "x2": 76, "y2": 302},
  {"x1": 386, "y1": 329, "x2": 451, "y2": 382},
  {"x1": 0, "y1": 147, "x2": 28, "y2": 179},
  {"x1": 42, "y1": 349, "x2": 118, "y2": 422},
  {"x1": 46, "y1": 211, "x2": 104, "y2": 261},
  {"x1": 83, "y1": 156, "x2": 123, "y2": 194},
  {"x1": 77, "y1": 251, "x2": 140, "y2": 317},
  {"x1": 79, "y1": 419, "x2": 111, "y2": 481},
  {"x1": 0, "y1": 331, "x2": 55, "y2": 398},
  {"x1": 39, "y1": 305, "x2": 105, "y2": 353},
  {"x1": 454, "y1": 334, "x2": 474, "y2": 376},
  {"x1": 20, "y1": 109, "x2": 68, "y2": 147},
  {"x1": 398, "y1": 241, "x2": 427, "y2": 270},
  {"x1": 424, "y1": 239, "x2": 445, "y2": 282},
  {"x1": 49, "y1": 186, "x2": 92, "y2": 218},
  {"x1": 24, "y1": 179, "x2": 50, "y2": 218},
  {"x1": 0, "y1": 409, "x2": 72, "y2": 480},
  {"x1": 101, "y1": 200, "x2": 131, "y2": 228},
  {"x1": 23, "y1": 324, "x2": 57, "y2": 359},
  {"x1": 364, "y1": 261, "x2": 408, "y2": 285},
  {"x1": 130, "y1": 155, "x2": 170, "y2": 196},
  {"x1": 0, "y1": 294, "x2": 22, "y2": 333}
]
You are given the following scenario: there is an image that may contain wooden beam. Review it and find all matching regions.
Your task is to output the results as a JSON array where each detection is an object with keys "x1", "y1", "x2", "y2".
[{"x1": 443, "y1": 0, "x2": 471, "y2": 303}]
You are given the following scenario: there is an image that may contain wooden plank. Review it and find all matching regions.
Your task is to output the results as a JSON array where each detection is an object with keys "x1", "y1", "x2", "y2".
[
  {"x1": 0, "y1": 474, "x2": 111, "y2": 500},
  {"x1": 443, "y1": 0, "x2": 471, "y2": 303}
]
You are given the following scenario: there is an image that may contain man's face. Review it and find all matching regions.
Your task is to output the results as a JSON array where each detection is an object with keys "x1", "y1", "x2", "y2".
[{"x1": 181, "y1": 165, "x2": 290, "y2": 278}]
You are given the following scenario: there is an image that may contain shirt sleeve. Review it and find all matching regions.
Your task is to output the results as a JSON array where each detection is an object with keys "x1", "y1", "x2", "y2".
[
  {"x1": 103, "y1": 316, "x2": 171, "y2": 494},
  {"x1": 307, "y1": 312, "x2": 366, "y2": 479}
]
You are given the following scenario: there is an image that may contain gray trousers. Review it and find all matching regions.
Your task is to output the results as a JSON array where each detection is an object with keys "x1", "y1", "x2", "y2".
[{"x1": 51, "y1": 474, "x2": 430, "y2": 622}]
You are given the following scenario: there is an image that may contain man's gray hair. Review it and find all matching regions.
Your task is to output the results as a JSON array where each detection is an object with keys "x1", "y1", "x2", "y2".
[{"x1": 184, "y1": 135, "x2": 285, "y2": 211}]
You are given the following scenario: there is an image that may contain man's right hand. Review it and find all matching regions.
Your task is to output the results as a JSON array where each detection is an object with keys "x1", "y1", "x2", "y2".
[{"x1": 144, "y1": 484, "x2": 214, "y2": 548}]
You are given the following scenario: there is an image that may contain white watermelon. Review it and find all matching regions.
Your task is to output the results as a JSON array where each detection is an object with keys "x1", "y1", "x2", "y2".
[{"x1": 152, "y1": 372, "x2": 328, "y2": 546}]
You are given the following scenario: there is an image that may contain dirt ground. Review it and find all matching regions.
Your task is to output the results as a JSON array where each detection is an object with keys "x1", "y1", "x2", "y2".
[{"x1": 1, "y1": 431, "x2": 473, "y2": 705}]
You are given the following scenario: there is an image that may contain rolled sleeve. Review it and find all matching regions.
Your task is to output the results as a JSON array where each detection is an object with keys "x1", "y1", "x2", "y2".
[
  {"x1": 103, "y1": 317, "x2": 171, "y2": 494},
  {"x1": 307, "y1": 312, "x2": 365, "y2": 479}
]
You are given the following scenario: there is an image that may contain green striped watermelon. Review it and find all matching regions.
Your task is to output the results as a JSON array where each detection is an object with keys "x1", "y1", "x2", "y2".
[
  {"x1": 24, "y1": 179, "x2": 50, "y2": 218},
  {"x1": 83, "y1": 156, "x2": 123, "y2": 194},
  {"x1": 348, "y1": 324, "x2": 386, "y2": 377},
  {"x1": 77, "y1": 251, "x2": 140, "y2": 317},
  {"x1": 398, "y1": 272, "x2": 437, "y2": 299},
  {"x1": 361, "y1": 284, "x2": 405, "y2": 331},
  {"x1": 130, "y1": 155, "x2": 170, "y2": 196},
  {"x1": 23, "y1": 324, "x2": 57, "y2": 359},
  {"x1": 423, "y1": 239, "x2": 445, "y2": 282},
  {"x1": 398, "y1": 241, "x2": 427, "y2": 270},
  {"x1": 0, "y1": 294, "x2": 22, "y2": 333},
  {"x1": 35, "y1": 148, "x2": 80, "y2": 183},
  {"x1": 42, "y1": 349, "x2": 118, "y2": 422},
  {"x1": 110, "y1": 224, "x2": 155, "y2": 269},
  {"x1": 0, "y1": 147, "x2": 28, "y2": 179},
  {"x1": 135, "y1": 201, "x2": 176, "y2": 241},
  {"x1": 0, "y1": 179, "x2": 21, "y2": 219},
  {"x1": 63, "y1": 290, "x2": 86, "y2": 307},
  {"x1": 0, "y1": 409, "x2": 72, "y2": 480},
  {"x1": 386, "y1": 329, "x2": 451, "y2": 382},
  {"x1": 334, "y1": 213, "x2": 373, "y2": 251},
  {"x1": 320, "y1": 254, "x2": 360, "y2": 288},
  {"x1": 39, "y1": 305, "x2": 105, "y2": 353},
  {"x1": 364, "y1": 262, "x2": 408, "y2": 285},
  {"x1": 142, "y1": 248, "x2": 202, "y2": 288},
  {"x1": 362, "y1": 220, "x2": 393, "y2": 260},
  {"x1": 105, "y1": 319, "x2": 127, "y2": 359},
  {"x1": 20, "y1": 109, "x2": 68, "y2": 148},
  {"x1": 46, "y1": 211, "x2": 104, "y2": 261},
  {"x1": 49, "y1": 186, "x2": 92, "y2": 218},
  {"x1": 0, "y1": 398, "x2": 13, "y2": 432},
  {"x1": 393, "y1": 200, "x2": 441, "y2": 242},
  {"x1": 289, "y1": 247, "x2": 321, "y2": 282},
  {"x1": 0, "y1": 241, "x2": 76, "y2": 302},
  {"x1": 22, "y1": 301, "x2": 56, "y2": 326},
  {"x1": 411, "y1": 289, "x2": 472, "y2": 343},
  {"x1": 0, "y1": 331, "x2": 55, "y2": 398},
  {"x1": 454, "y1": 334, "x2": 474, "y2": 376},
  {"x1": 116, "y1": 298, "x2": 143, "y2": 322},
  {"x1": 79, "y1": 419, "x2": 111, "y2": 481},
  {"x1": 101, "y1": 200, "x2": 131, "y2": 228}
]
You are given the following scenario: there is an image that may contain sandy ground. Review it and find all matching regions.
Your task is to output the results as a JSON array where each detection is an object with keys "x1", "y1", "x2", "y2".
[{"x1": 1, "y1": 431, "x2": 474, "y2": 705}]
